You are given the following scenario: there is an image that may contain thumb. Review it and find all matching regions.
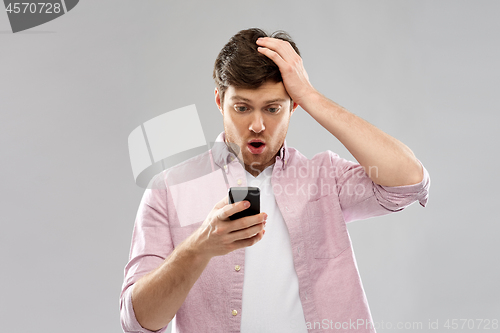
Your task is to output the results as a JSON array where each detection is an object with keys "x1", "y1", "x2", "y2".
[{"x1": 214, "y1": 194, "x2": 228, "y2": 210}]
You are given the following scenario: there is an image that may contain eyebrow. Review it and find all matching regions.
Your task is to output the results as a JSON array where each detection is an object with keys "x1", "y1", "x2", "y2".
[{"x1": 230, "y1": 95, "x2": 288, "y2": 104}]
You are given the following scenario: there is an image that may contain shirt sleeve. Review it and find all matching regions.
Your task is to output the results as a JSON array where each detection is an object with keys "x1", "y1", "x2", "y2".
[
  {"x1": 120, "y1": 172, "x2": 174, "y2": 333},
  {"x1": 329, "y1": 151, "x2": 431, "y2": 223}
]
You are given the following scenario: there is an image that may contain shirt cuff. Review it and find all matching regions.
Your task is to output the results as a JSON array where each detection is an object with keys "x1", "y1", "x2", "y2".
[
  {"x1": 120, "y1": 285, "x2": 169, "y2": 333},
  {"x1": 375, "y1": 160, "x2": 431, "y2": 209}
]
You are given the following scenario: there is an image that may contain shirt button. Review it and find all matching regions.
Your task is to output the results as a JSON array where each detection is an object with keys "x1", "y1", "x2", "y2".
[
  {"x1": 234, "y1": 265, "x2": 241, "y2": 272},
  {"x1": 224, "y1": 165, "x2": 228, "y2": 170},
  {"x1": 285, "y1": 206, "x2": 289, "y2": 211},
  {"x1": 232, "y1": 309, "x2": 238, "y2": 316},
  {"x1": 237, "y1": 178, "x2": 242, "y2": 185}
]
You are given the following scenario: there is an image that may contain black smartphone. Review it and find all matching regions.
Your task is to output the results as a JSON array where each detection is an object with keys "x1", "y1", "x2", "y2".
[{"x1": 228, "y1": 187, "x2": 260, "y2": 220}]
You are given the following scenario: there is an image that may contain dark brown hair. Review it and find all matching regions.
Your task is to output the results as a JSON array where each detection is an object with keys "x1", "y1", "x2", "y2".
[{"x1": 213, "y1": 28, "x2": 300, "y2": 106}]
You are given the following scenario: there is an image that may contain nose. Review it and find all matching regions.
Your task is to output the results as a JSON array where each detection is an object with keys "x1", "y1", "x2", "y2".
[{"x1": 249, "y1": 111, "x2": 265, "y2": 134}]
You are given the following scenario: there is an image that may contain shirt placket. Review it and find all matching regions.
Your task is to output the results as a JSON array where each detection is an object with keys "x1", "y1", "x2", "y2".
[
  {"x1": 225, "y1": 158, "x2": 248, "y2": 332},
  {"x1": 272, "y1": 158, "x2": 323, "y2": 332}
]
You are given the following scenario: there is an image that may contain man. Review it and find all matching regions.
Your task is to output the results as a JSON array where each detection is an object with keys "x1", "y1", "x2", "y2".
[{"x1": 120, "y1": 28, "x2": 430, "y2": 333}]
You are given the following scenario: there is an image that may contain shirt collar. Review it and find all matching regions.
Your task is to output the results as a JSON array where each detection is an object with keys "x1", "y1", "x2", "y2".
[{"x1": 211, "y1": 131, "x2": 288, "y2": 170}]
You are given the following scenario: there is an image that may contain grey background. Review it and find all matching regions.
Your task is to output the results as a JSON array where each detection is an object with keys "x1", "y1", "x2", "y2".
[{"x1": 1, "y1": 1, "x2": 498, "y2": 332}]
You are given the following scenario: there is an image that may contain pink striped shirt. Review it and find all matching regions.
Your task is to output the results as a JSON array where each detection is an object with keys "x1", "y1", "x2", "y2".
[{"x1": 120, "y1": 132, "x2": 430, "y2": 333}]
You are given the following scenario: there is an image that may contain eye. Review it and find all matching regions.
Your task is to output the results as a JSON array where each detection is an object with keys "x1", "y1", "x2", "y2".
[
  {"x1": 234, "y1": 105, "x2": 249, "y2": 112},
  {"x1": 266, "y1": 105, "x2": 281, "y2": 114}
]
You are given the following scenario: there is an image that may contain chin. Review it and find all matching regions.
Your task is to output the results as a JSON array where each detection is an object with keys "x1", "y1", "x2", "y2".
[{"x1": 246, "y1": 153, "x2": 272, "y2": 167}]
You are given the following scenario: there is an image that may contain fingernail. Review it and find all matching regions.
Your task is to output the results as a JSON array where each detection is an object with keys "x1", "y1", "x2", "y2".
[{"x1": 244, "y1": 201, "x2": 250, "y2": 208}]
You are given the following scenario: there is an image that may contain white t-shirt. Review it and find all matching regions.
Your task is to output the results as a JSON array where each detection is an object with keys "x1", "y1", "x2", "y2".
[{"x1": 240, "y1": 164, "x2": 308, "y2": 333}]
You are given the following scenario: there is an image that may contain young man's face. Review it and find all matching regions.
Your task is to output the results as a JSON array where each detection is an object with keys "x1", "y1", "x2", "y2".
[{"x1": 215, "y1": 80, "x2": 297, "y2": 177}]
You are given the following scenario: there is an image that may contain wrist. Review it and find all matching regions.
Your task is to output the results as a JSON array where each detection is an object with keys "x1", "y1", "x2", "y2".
[
  {"x1": 298, "y1": 88, "x2": 324, "y2": 113},
  {"x1": 181, "y1": 230, "x2": 213, "y2": 263}
]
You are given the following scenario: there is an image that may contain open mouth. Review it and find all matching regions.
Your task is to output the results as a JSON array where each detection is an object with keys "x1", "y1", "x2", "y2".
[
  {"x1": 250, "y1": 142, "x2": 264, "y2": 148},
  {"x1": 247, "y1": 140, "x2": 266, "y2": 154}
]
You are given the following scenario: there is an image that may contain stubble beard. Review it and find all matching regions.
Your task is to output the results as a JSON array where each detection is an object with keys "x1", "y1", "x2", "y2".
[{"x1": 224, "y1": 128, "x2": 288, "y2": 176}]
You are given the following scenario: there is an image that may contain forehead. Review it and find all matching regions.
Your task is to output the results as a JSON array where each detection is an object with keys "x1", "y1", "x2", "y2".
[{"x1": 225, "y1": 81, "x2": 290, "y2": 104}]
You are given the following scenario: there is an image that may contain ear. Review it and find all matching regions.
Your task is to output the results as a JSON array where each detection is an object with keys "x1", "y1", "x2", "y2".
[
  {"x1": 290, "y1": 101, "x2": 299, "y2": 115},
  {"x1": 215, "y1": 88, "x2": 223, "y2": 115}
]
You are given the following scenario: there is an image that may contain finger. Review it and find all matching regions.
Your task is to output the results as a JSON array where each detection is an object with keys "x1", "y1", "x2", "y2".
[
  {"x1": 228, "y1": 212, "x2": 267, "y2": 232},
  {"x1": 232, "y1": 229, "x2": 266, "y2": 249},
  {"x1": 256, "y1": 37, "x2": 298, "y2": 62},
  {"x1": 214, "y1": 195, "x2": 228, "y2": 210},
  {"x1": 230, "y1": 222, "x2": 266, "y2": 242},
  {"x1": 257, "y1": 46, "x2": 287, "y2": 68},
  {"x1": 256, "y1": 37, "x2": 288, "y2": 52},
  {"x1": 218, "y1": 200, "x2": 250, "y2": 221}
]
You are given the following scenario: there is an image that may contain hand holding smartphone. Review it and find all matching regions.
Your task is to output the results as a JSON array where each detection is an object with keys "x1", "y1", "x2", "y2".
[{"x1": 228, "y1": 187, "x2": 260, "y2": 220}]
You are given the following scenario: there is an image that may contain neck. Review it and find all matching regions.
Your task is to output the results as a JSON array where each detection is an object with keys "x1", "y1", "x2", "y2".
[{"x1": 245, "y1": 164, "x2": 262, "y2": 177}]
